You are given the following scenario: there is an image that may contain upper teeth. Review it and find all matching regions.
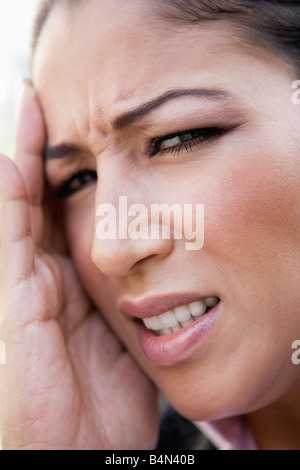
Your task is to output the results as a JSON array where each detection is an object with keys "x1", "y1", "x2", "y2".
[{"x1": 142, "y1": 297, "x2": 219, "y2": 336}]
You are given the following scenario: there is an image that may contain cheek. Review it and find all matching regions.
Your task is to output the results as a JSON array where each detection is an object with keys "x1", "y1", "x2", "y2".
[
  {"x1": 64, "y1": 194, "x2": 97, "y2": 285},
  {"x1": 204, "y1": 149, "x2": 300, "y2": 272},
  {"x1": 64, "y1": 198, "x2": 132, "y2": 338}
]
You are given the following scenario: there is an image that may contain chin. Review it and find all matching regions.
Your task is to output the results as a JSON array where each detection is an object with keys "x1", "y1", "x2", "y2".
[{"x1": 150, "y1": 365, "x2": 264, "y2": 423}]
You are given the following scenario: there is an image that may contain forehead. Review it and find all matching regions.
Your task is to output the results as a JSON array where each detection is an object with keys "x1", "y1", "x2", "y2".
[{"x1": 32, "y1": 0, "x2": 282, "y2": 146}]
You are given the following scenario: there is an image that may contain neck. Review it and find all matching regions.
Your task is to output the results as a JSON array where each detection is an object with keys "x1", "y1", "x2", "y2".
[{"x1": 247, "y1": 386, "x2": 300, "y2": 450}]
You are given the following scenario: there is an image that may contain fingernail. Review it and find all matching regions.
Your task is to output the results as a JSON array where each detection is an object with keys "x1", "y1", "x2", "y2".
[
  {"x1": 14, "y1": 78, "x2": 36, "y2": 122},
  {"x1": 22, "y1": 78, "x2": 36, "y2": 99}
]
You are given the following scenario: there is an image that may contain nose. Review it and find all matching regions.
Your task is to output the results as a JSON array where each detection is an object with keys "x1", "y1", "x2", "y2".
[
  {"x1": 92, "y1": 204, "x2": 174, "y2": 276},
  {"x1": 92, "y1": 229, "x2": 173, "y2": 277},
  {"x1": 91, "y1": 171, "x2": 174, "y2": 278}
]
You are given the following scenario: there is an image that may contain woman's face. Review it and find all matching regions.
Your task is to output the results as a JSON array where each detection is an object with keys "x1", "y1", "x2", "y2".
[{"x1": 33, "y1": 0, "x2": 300, "y2": 421}]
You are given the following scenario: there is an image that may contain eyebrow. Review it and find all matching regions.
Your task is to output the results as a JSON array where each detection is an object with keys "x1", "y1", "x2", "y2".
[
  {"x1": 44, "y1": 143, "x2": 83, "y2": 161},
  {"x1": 45, "y1": 88, "x2": 232, "y2": 160},
  {"x1": 112, "y1": 88, "x2": 232, "y2": 130}
]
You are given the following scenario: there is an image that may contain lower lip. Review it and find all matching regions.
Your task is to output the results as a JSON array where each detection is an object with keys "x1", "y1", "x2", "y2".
[{"x1": 137, "y1": 302, "x2": 221, "y2": 367}]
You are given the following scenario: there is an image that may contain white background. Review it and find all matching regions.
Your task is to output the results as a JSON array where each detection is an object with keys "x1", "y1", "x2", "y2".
[
  {"x1": 0, "y1": 2, "x2": 41, "y2": 448},
  {"x1": 0, "y1": 0, "x2": 40, "y2": 157}
]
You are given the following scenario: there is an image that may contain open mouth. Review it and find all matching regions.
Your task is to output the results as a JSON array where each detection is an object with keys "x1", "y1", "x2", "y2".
[{"x1": 142, "y1": 296, "x2": 220, "y2": 336}]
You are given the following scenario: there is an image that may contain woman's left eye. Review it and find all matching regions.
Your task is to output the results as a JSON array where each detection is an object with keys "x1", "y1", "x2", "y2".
[{"x1": 148, "y1": 127, "x2": 225, "y2": 158}]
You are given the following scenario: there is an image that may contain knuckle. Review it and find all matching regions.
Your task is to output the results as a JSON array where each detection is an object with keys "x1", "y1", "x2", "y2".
[
  {"x1": 28, "y1": 193, "x2": 41, "y2": 208},
  {"x1": 8, "y1": 226, "x2": 32, "y2": 244}
]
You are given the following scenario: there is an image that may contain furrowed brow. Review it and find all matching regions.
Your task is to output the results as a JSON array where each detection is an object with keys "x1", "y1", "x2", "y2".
[{"x1": 44, "y1": 88, "x2": 232, "y2": 160}]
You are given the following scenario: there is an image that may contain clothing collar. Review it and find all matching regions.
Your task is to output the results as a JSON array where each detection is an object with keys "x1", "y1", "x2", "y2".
[{"x1": 196, "y1": 416, "x2": 259, "y2": 450}]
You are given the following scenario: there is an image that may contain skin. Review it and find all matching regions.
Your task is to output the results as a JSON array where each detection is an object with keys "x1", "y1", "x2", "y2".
[
  {"x1": 1, "y1": 0, "x2": 300, "y2": 449},
  {"x1": 0, "y1": 96, "x2": 159, "y2": 450}
]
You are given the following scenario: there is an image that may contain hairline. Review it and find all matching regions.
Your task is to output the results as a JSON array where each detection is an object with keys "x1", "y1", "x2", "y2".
[{"x1": 31, "y1": 0, "x2": 300, "y2": 78}]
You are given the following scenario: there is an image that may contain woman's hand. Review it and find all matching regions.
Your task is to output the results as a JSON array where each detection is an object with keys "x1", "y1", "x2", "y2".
[{"x1": 0, "y1": 87, "x2": 159, "y2": 450}]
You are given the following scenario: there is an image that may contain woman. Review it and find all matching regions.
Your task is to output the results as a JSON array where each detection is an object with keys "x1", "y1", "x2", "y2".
[{"x1": 0, "y1": 0, "x2": 300, "y2": 450}]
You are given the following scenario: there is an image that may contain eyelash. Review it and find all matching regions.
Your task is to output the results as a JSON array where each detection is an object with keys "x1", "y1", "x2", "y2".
[
  {"x1": 148, "y1": 127, "x2": 225, "y2": 158},
  {"x1": 51, "y1": 127, "x2": 225, "y2": 199},
  {"x1": 51, "y1": 169, "x2": 98, "y2": 199}
]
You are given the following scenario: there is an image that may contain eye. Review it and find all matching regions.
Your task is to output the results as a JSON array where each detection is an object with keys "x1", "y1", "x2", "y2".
[
  {"x1": 51, "y1": 170, "x2": 97, "y2": 199},
  {"x1": 148, "y1": 127, "x2": 225, "y2": 158}
]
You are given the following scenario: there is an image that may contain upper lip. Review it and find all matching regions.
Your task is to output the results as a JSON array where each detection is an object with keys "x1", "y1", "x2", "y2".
[{"x1": 118, "y1": 293, "x2": 213, "y2": 319}]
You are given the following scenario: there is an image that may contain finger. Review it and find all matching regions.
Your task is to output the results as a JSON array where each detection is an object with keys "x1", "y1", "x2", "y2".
[
  {"x1": 14, "y1": 82, "x2": 46, "y2": 246},
  {"x1": 0, "y1": 154, "x2": 34, "y2": 289}
]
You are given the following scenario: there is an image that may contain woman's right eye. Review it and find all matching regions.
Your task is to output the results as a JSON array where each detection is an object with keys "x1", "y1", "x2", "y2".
[{"x1": 52, "y1": 170, "x2": 98, "y2": 199}]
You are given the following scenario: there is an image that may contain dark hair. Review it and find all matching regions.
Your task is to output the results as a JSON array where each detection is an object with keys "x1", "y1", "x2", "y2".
[
  {"x1": 32, "y1": 0, "x2": 300, "y2": 73},
  {"x1": 32, "y1": 0, "x2": 56, "y2": 55}
]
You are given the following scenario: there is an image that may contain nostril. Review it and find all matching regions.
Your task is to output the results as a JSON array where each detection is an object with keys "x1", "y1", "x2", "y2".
[
  {"x1": 91, "y1": 224, "x2": 174, "y2": 277},
  {"x1": 130, "y1": 253, "x2": 157, "y2": 271}
]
